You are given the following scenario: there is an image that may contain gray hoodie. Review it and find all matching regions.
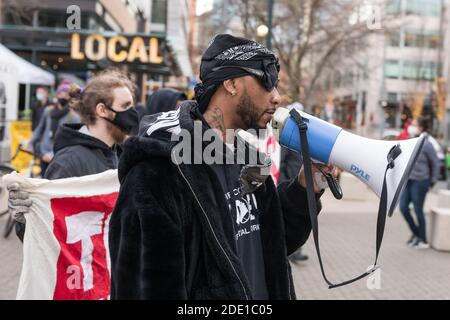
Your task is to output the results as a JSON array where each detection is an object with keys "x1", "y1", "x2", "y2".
[{"x1": 409, "y1": 134, "x2": 441, "y2": 183}]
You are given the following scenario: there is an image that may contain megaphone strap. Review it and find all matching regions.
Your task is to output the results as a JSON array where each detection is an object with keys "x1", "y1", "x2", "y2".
[{"x1": 289, "y1": 109, "x2": 401, "y2": 289}]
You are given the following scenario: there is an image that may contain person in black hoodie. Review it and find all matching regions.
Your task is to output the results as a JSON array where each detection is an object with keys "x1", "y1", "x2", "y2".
[
  {"x1": 9, "y1": 69, "x2": 139, "y2": 240},
  {"x1": 146, "y1": 87, "x2": 187, "y2": 115},
  {"x1": 109, "y1": 34, "x2": 334, "y2": 300}
]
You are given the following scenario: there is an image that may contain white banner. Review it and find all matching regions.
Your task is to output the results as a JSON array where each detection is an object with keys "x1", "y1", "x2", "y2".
[{"x1": 3, "y1": 170, "x2": 119, "y2": 300}]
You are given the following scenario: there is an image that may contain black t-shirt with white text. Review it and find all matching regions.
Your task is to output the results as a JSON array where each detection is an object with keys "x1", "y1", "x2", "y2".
[{"x1": 210, "y1": 161, "x2": 269, "y2": 300}]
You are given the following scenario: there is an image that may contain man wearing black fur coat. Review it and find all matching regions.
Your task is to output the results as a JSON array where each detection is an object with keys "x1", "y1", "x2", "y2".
[{"x1": 109, "y1": 34, "x2": 334, "y2": 300}]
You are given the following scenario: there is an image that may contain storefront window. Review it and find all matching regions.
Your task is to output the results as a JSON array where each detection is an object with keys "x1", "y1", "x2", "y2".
[
  {"x1": 38, "y1": 10, "x2": 67, "y2": 28},
  {"x1": 37, "y1": 10, "x2": 114, "y2": 31}
]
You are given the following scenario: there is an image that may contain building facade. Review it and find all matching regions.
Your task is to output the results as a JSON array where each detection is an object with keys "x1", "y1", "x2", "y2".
[
  {"x1": 0, "y1": 0, "x2": 193, "y2": 112},
  {"x1": 316, "y1": 0, "x2": 447, "y2": 135}
]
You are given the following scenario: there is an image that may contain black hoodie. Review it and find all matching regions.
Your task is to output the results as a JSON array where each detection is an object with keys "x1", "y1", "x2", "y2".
[
  {"x1": 44, "y1": 123, "x2": 119, "y2": 179},
  {"x1": 109, "y1": 101, "x2": 322, "y2": 300},
  {"x1": 146, "y1": 88, "x2": 187, "y2": 115}
]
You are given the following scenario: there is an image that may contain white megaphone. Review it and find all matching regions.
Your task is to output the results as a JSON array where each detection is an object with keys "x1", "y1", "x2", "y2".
[{"x1": 272, "y1": 107, "x2": 425, "y2": 217}]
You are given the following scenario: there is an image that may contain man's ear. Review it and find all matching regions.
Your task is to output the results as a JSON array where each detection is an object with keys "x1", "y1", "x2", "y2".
[
  {"x1": 96, "y1": 102, "x2": 108, "y2": 117},
  {"x1": 223, "y1": 79, "x2": 238, "y2": 96}
]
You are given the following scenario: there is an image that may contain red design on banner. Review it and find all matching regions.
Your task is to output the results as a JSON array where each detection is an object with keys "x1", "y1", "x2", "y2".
[
  {"x1": 51, "y1": 193, "x2": 118, "y2": 300},
  {"x1": 266, "y1": 135, "x2": 279, "y2": 184}
]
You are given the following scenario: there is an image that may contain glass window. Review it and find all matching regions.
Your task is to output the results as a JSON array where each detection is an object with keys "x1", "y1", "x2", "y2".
[
  {"x1": 386, "y1": 0, "x2": 401, "y2": 15},
  {"x1": 402, "y1": 61, "x2": 437, "y2": 80},
  {"x1": 38, "y1": 10, "x2": 95, "y2": 29},
  {"x1": 387, "y1": 92, "x2": 398, "y2": 102},
  {"x1": 405, "y1": 0, "x2": 441, "y2": 17},
  {"x1": 385, "y1": 60, "x2": 400, "y2": 79},
  {"x1": 402, "y1": 61, "x2": 419, "y2": 80},
  {"x1": 388, "y1": 31, "x2": 401, "y2": 47},
  {"x1": 38, "y1": 10, "x2": 67, "y2": 28},
  {"x1": 404, "y1": 29, "x2": 440, "y2": 48},
  {"x1": 151, "y1": 0, "x2": 167, "y2": 24},
  {"x1": 404, "y1": 31, "x2": 415, "y2": 47},
  {"x1": 426, "y1": 33, "x2": 440, "y2": 49},
  {"x1": 419, "y1": 62, "x2": 437, "y2": 80}
]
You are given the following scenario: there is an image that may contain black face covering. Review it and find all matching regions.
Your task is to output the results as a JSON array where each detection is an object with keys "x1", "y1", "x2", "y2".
[{"x1": 104, "y1": 106, "x2": 139, "y2": 134}]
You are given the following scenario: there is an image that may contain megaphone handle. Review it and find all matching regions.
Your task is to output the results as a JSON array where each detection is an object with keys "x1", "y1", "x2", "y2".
[
  {"x1": 324, "y1": 172, "x2": 343, "y2": 200},
  {"x1": 314, "y1": 165, "x2": 343, "y2": 200}
]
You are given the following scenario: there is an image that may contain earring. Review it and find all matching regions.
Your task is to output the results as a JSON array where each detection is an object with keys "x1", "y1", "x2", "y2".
[{"x1": 231, "y1": 91, "x2": 237, "y2": 96}]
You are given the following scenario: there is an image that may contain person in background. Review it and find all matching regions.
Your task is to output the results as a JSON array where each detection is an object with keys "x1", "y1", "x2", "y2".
[
  {"x1": 400, "y1": 117, "x2": 440, "y2": 249},
  {"x1": 28, "y1": 82, "x2": 80, "y2": 176},
  {"x1": 31, "y1": 86, "x2": 52, "y2": 131},
  {"x1": 9, "y1": 69, "x2": 139, "y2": 242},
  {"x1": 146, "y1": 88, "x2": 187, "y2": 115},
  {"x1": 133, "y1": 85, "x2": 147, "y2": 121},
  {"x1": 397, "y1": 118, "x2": 413, "y2": 141}
]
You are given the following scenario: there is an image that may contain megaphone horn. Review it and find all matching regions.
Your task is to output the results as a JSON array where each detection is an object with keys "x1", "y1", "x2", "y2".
[{"x1": 272, "y1": 107, "x2": 425, "y2": 217}]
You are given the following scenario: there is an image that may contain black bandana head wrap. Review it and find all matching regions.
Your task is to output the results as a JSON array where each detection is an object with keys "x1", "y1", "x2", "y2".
[{"x1": 194, "y1": 34, "x2": 280, "y2": 112}]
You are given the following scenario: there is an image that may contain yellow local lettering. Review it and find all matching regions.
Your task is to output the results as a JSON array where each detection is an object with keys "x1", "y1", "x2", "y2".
[{"x1": 71, "y1": 33, "x2": 163, "y2": 64}]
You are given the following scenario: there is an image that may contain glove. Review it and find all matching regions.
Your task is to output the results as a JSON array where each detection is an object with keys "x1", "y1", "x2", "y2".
[
  {"x1": 314, "y1": 172, "x2": 329, "y2": 190},
  {"x1": 7, "y1": 182, "x2": 32, "y2": 224},
  {"x1": 240, "y1": 155, "x2": 272, "y2": 195}
]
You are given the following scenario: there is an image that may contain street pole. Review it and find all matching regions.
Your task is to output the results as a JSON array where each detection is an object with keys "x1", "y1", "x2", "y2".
[{"x1": 267, "y1": 0, "x2": 274, "y2": 50}]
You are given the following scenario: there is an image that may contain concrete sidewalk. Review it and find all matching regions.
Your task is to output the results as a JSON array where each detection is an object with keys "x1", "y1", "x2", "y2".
[
  {"x1": 291, "y1": 187, "x2": 450, "y2": 300},
  {"x1": 0, "y1": 217, "x2": 22, "y2": 300},
  {"x1": 0, "y1": 184, "x2": 449, "y2": 300}
]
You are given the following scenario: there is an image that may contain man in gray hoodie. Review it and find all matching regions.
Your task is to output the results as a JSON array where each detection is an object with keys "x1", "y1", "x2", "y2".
[{"x1": 399, "y1": 117, "x2": 441, "y2": 249}]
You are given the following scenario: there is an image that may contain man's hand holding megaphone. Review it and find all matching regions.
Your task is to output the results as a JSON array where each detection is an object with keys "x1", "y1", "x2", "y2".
[{"x1": 298, "y1": 163, "x2": 337, "y2": 194}]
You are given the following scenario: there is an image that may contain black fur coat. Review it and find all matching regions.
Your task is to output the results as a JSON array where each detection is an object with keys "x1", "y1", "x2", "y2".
[{"x1": 109, "y1": 102, "x2": 322, "y2": 300}]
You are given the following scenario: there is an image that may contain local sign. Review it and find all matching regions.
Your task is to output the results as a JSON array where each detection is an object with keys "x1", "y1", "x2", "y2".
[{"x1": 70, "y1": 33, "x2": 163, "y2": 64}]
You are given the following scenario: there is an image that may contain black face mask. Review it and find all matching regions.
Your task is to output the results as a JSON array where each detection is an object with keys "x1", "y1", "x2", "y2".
[
  {"x1": 104, "y1": 106, "x2": 139, "y2": 134},
  {"x1": 58, "y1": 98, "x2": 69, "y2": 107}
]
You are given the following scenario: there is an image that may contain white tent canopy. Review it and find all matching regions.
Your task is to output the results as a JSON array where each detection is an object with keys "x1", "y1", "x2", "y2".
[{"x1": 0, "y1": 43, "x2": 55, "y2": 85}]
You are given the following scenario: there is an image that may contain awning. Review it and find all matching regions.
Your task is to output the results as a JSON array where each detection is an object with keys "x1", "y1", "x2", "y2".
[{"x1": 0, "y1": 43, "x2": 55, "y2": 85}]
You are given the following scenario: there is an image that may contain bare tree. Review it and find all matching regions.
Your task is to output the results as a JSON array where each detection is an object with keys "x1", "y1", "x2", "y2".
[{"x1": 220, "y1": 0, "x2": 400, "y2": 107}]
